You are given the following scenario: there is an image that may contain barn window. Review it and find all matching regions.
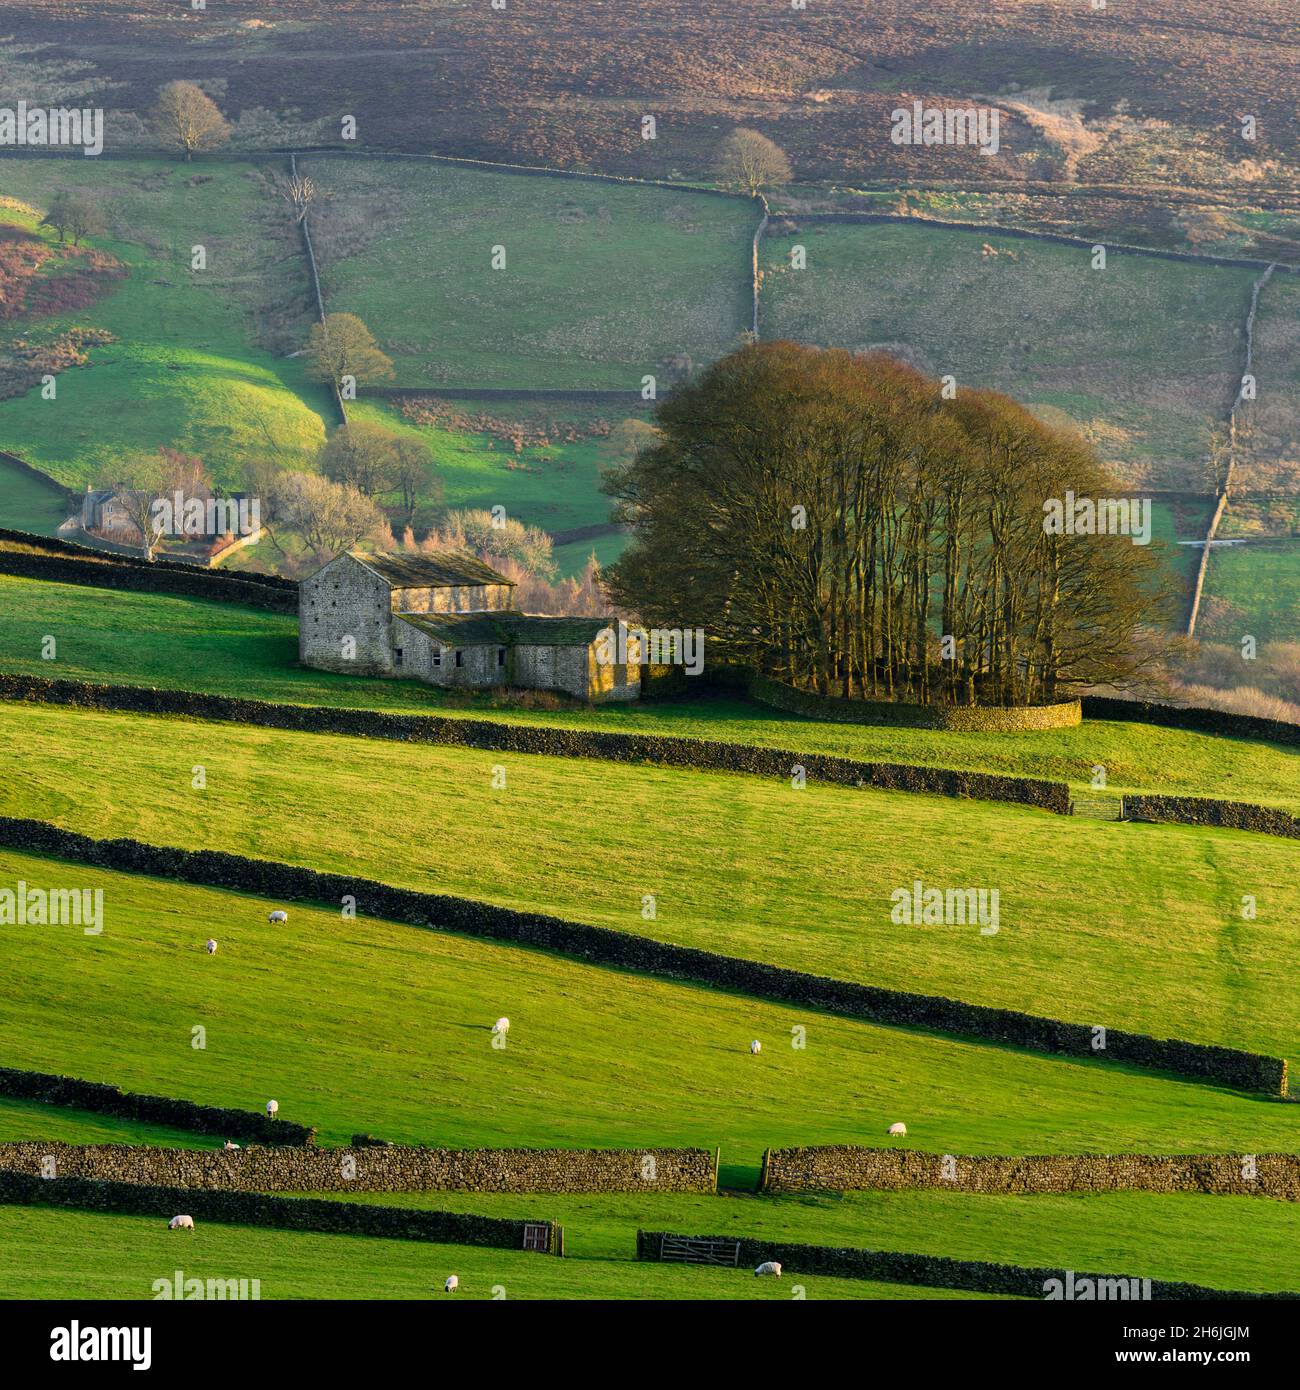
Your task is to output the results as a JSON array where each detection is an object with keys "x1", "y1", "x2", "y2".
[
  {"x1": 497, "y1": 647, "x2": 506, "y2": 667},
  {"x1": 455, "y1": 650, "x2": 464, "y2": 668},
  {"x1": 394, "y1": 648, "x2": 404, "y2": 667},
  {"x1": 433, "y1": 648, "x2": 442, "y2": 667}
]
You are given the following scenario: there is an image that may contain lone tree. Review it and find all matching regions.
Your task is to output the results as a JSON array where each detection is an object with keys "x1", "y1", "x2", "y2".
[
  {"x1": 107, "y1": 454, "x2": 169, "y2": 561},
  {"x1": 41, "y1": 189, "x2": 104, "y2": 246},
  {"x1": 602, "y1": 342, "x2": 1172, "y2": 706},
  {"x1": 304, "y1": 313, "x2": 394, "y2": 391},
  {"x1": 152, "y1": 81, "x2": 231, "y2": 161},
  {"x1": 317, "y1": 421, "x2": 401, "y2": 498},
  {"x1": 277, "y1": 170, "x2": 319, "y2": 226},
  {"x1": 715, "y1": 127, "x2": 792, "y2": 197}
]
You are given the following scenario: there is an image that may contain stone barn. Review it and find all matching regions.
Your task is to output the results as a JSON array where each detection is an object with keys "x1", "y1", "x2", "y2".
[{"x1": 298, "y1": 550, "x2": 640, "y2": 702}]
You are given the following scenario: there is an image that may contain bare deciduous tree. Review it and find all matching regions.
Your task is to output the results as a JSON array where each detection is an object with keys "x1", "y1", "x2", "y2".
[
  {"x1": 277, "y1": 171, "x2": 319, "y2": 225},
  {"x1": 715, "y1": 127, "x2": 793, "y2": 196},
  {"x1": 268, "y1": 471, "x2": 388, "y2": 559},
  {"x1": 152, "y1": 81, "x2": 231, "y2": 161},
  {"x1": 40, "y1": 189, "x2": 104, "y2": 245}
]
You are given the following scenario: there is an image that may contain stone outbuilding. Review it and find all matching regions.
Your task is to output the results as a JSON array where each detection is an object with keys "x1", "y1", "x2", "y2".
[{"x1": 298, "y1": 550, "x2": 640, "y2": 702}]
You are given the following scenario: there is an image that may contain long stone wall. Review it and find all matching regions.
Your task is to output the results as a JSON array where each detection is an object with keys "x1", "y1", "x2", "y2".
[
  {"x1": 635, "y1": 1230, "x2": 1295, "y2": 1300},
  {"x1": 1123, "y1": 794, "x2": 1299, "y2": 840},
  {"x1": 760, "y1": 1146, "x2": 1300, "y2": 1200},
  {"x1": 1081, "y1": 695, "x2": 1299, "y2": 747},
  {"x1": 0, "y1": 1065, "x2": 315, "y2": 1146},
  {"x1": 0, "y1": 1141, "x2": 718, "y2": 1194},
  {"x1": 0, "y1": 814, "x2": 1285, "y2": 1096},
  {"x1": 0, "y1": 673, "x2": 1072, "y2": 815},
  {"x1": 0, "y1": 547, "x2": 295, "y2": 612},
  {"x1": 0, "y1": 1170, "x2": 559, "y2": 1252}
]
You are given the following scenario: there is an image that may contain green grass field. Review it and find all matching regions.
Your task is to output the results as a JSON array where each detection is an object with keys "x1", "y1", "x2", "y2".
[
  {"x1": 336, "y1": 1188, "x2": 1300, "y2": 1295},
  {"x1": 8, "y1": 845, "x2": 1300, "y2": 1170},
  {"x1": 0, "y1": 1207, "x2": 981, "y2": 1300},
  {"x1": 761, "y1": 221, "x2": 1261, "y2": 488},
  {"x1": 4, "y1": 846, "x2": 1300, "y2": 1296},
  {"x1": 0, "y1": 458, "x2": 69, "y2": 536},
  {"x1": 303, "y1": 159, "x2": 756, "y2": 389},
  {"x1": 1201, "y1": 541, "x2": 1300, "y2": 644},
  {"x1": 0, "y1": 161, "x2": 332, "y2": 491},
  {"x1": 3, "y1": 700, "x2": 1299, "y2": 1065},
  {"x1": 1, "y1": 573, "x2": 1295, "y2": 810},
  {"x1": 343, "y1": 397, "x2": 621, "y2": 540}
]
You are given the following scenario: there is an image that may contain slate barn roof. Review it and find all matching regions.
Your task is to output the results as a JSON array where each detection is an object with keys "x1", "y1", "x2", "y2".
[
  {"x1": 396, "y1": 612, "x2": 612, "y2": 648},
  {"x1": 349, "y1": 550, "x2": 514, "y2": 589}
]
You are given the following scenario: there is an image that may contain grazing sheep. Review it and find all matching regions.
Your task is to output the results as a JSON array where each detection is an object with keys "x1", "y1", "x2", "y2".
[
  {"x1": 205, "y1": 939, "x2": 218, "y2": 955},
  {"x1": 443, "y1": 1275, "x2": 459, "y2": 1293},
  {"x1": 268, "y1": 910, "x2": 288, "y2": 925},
  {"x1": 491, "y1": 1017, "x2": 510, "y2": 1035},
  {"x1": 754, "y1": 1261, "x2": 782, "y2": 1277},
  {"x1": 223, "y1": 1140, "x2": 241, "y2": 1151},
  {"x1": 888, "y1": 1122, "x2": 907, "y2": 1137},
  {"x1": 749, "y1": 1040, "x2": 761, "y2": 1055},
  {"x1": 266, "y1": 1099, "x2": 279, "y2": 1119},
  {"x1": 168, "y1": 1215, "x2": 194, "y2": 1231}
]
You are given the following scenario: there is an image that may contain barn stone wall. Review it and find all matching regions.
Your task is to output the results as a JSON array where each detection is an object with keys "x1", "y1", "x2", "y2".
[
  {"x1": 395, "y1": 619, "x2": 503, "y2": 689},
  {"x1": 299, "y1": 553, "x2": 395, "y2": 674}
]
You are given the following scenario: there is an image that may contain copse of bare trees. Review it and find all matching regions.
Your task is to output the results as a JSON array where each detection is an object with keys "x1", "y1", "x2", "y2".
[
  {"x1": 152, "y1": 81, "x2": 231, "y2": 161},
  {"x1": 602, "y1": 342, "x2": 1173, "y2": 707},
  {"x1": 715, "y1": 127, "x2": 792, "y2": 196},
  {"x1": 40, "y1": 190, "x2": 104, "y2": 246},
  {"x1": 265, "y1": 471, "x2": 388, "y2": 560}
]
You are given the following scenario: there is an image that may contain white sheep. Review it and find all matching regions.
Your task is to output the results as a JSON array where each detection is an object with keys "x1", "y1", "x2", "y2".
[
  {"x1": 754, "y1": 1261, "x2": 782, "y2": 1277},
  {"x1": 749, "y1": 1040, "x2": 761, "y2": 1055},
  {"x1": 443, "y1": 1275, "x2": 459, "y2": 1293},
  {"x1": 223, "y1": 1140, "x2": 241, "y2": 1151},
  {"x1": 491, "y1": 1017, "x2": 510, "y2": 1035},
  {"x1": 266, "y1": 1099, "x2": 279, "y2": 1119},
  {"x1": 205, "y1": 939, "x2": 218, "y2": 955},
  {"x1": 268, "y1": 910, "x2": 288, "y2": 925},
  {"x1": 168, "y1": 1215, "x2": 194, "y2": 1230},
  {"x1": 888, "y1": 1122, "x2": 907, "y2": 1137}
]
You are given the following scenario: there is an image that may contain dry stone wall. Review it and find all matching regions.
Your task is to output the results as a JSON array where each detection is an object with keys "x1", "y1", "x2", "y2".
[
  {"x1": 635, "y1": 1230, "x2": 1295, "y2": 1300},
  {"x1": 749, "y1": 675, "x2": 1082, "y2": 732},
  {"x1": 0, "y1": 1065, "x2": 314, "y2": 1146},
  {"x1": 0, "y1": 1141, "x2": 718, "y2": 1194},
  {"x1": 0, "y1": 673, "x2": 1072, "y2": 814},
  {"x1": 761, "y1": 1146, "x2": 1300, "y2": 1199},
  {"x1": 1123, "y1": 794, "x2": 1299, "y2": 840},
  {"x1": 0, "y1": 1170, "x2": 559, "y2": 1251}
]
